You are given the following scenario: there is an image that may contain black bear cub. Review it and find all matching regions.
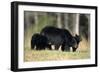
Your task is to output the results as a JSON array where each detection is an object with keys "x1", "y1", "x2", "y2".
[{"x1": 31, "y1": 33, "x2": 51, "y2": 50}]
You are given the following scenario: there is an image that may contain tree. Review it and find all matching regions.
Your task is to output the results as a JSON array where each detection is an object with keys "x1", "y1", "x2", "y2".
[
  {"x1": 68, "y1": 13, "x2": 80, "y2": 35},
  {"x1": 63, "y1": 13, "x2": 69, "y2": 29},
  {"x1": 34, "y1": 12, "x2": 38, "y2": 31},
  {"x1": 79, "y1": 14, "x2": 90, "y2": 40},
  {"x1": 74, "y1": 13, "x2": 80, "y2": 35},
  {"x1": 56, "y1": 13, "x2": 62, "y2": 28}
]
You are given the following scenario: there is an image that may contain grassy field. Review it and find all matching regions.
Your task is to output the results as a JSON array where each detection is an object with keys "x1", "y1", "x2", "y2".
[{"x1": 24, "y1": 49, "x2": 90, "y2": 62}]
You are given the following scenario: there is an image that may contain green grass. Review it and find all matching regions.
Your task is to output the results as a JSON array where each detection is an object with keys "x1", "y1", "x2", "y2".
[{"x1": 24, "y1": 49, "x2": 90, "y2": 62}]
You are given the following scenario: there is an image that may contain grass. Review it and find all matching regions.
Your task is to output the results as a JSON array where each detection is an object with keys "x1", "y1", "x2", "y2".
[{"x1": 24, "y1": 49, "x2": 90, "y2": 62}]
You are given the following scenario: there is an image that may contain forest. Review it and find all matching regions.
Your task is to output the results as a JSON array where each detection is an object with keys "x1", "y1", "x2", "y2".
[{"x1": 24, "y1": 11, "x2": 90, "y2": 61}]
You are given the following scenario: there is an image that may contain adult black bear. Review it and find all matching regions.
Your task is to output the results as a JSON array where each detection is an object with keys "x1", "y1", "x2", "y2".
[
  {"x1": 31, "y1": 33, "x2": 51, "y2": 50},
  {"x1": 40, "y1": 26, "x2": 78, "y2": 52},
  {"x1": 40, "y1": 26, "x2": 64, "y2": 50}
]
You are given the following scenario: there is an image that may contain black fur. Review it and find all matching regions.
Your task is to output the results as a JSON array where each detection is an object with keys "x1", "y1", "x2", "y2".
[
  {"x1": 40, "y1": 26, "x2": 78, "y2": 52},
  {"x1": 31, "y1": 33, "x2": 51, "y2": 50}
]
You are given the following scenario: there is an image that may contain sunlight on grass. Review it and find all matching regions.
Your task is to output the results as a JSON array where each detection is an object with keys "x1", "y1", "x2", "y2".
[{"x1": 24, "y1": 49, "x2": 90, "y2": 62}]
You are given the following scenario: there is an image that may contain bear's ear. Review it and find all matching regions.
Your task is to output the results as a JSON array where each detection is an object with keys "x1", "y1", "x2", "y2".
[
  {"x1": 75, "y1": 34, "x2": 82, "y2": 41},
  {"x1": 75, "y1": 34, "x2": 78, "y2": 37}
]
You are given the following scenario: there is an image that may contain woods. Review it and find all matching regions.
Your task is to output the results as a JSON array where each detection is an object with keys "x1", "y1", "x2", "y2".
[
  {"x1": 24, "y1": 11, "x2": 90, "y2": 49},
  {"x1": 24, "y1": 11, "x2": 89, "y2": 35}
]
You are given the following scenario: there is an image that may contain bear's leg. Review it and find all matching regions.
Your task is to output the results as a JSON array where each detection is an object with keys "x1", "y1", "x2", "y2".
[
  {"x1": 61, "y1": 44, "x2": 65, "y2": 51},
  {"x1": 55, "y1": 45, "x2": 59, "y2": 50},
  {"x1": 36, "y1": 45, "x2": 42, "y2": 50},
  {"x1": 47, "y1": 44, "x2": 52, "y2": 50},
  {"x1": 37, "y1": 46, "x2": 44, "y2": 50},
  {"x1": 64, "y1": 45, "x2": 70, "y2": 52},
  {"x1": 72, "y1": 47, "x2": 77, "y2": 52},
  {"x1": 31, "y1": 44, "x2": 35, "y2": 50}
]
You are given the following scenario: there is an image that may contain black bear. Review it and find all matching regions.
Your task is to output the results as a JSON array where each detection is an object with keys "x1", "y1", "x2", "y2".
[
  {"x1": 40, "y1": 26, "x2": 78, "y2": 52},
  {"x1": 40, "y1": 26, "x2": 64, "y2": 50},
  {"x1": 31, "y1": 33, "x2": 51, "y2": 50}
]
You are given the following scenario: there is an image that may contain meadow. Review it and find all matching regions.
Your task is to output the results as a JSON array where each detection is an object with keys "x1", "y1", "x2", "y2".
[{"x1": 24, "y1": 48, "x2": 90, "y2": 62}]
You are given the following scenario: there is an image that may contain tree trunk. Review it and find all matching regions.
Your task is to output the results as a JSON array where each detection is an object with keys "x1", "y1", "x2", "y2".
[
  {"x1": 24, "y1": 12, "x2": 30, "y2": 30},
  {"x1": 85, "y1": 14, "x2": 90, "y2": 41},
  {"x1": 64, "y1": 13, "x2": 69, "y2": 29},
  {"x1": 57, "y1": 13, "x2": 62, "y2": 28},
  {"x1": 34, "y1": 12, "x2": 38, "y2": 32},
  {"x1": 72, "y1": 13, "x2": 80, "y2": 35}
]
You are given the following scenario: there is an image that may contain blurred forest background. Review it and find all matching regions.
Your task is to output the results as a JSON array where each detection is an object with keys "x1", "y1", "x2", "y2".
[{"x1": 24, "y1": 11, "x2": 90, "y2": 61}]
